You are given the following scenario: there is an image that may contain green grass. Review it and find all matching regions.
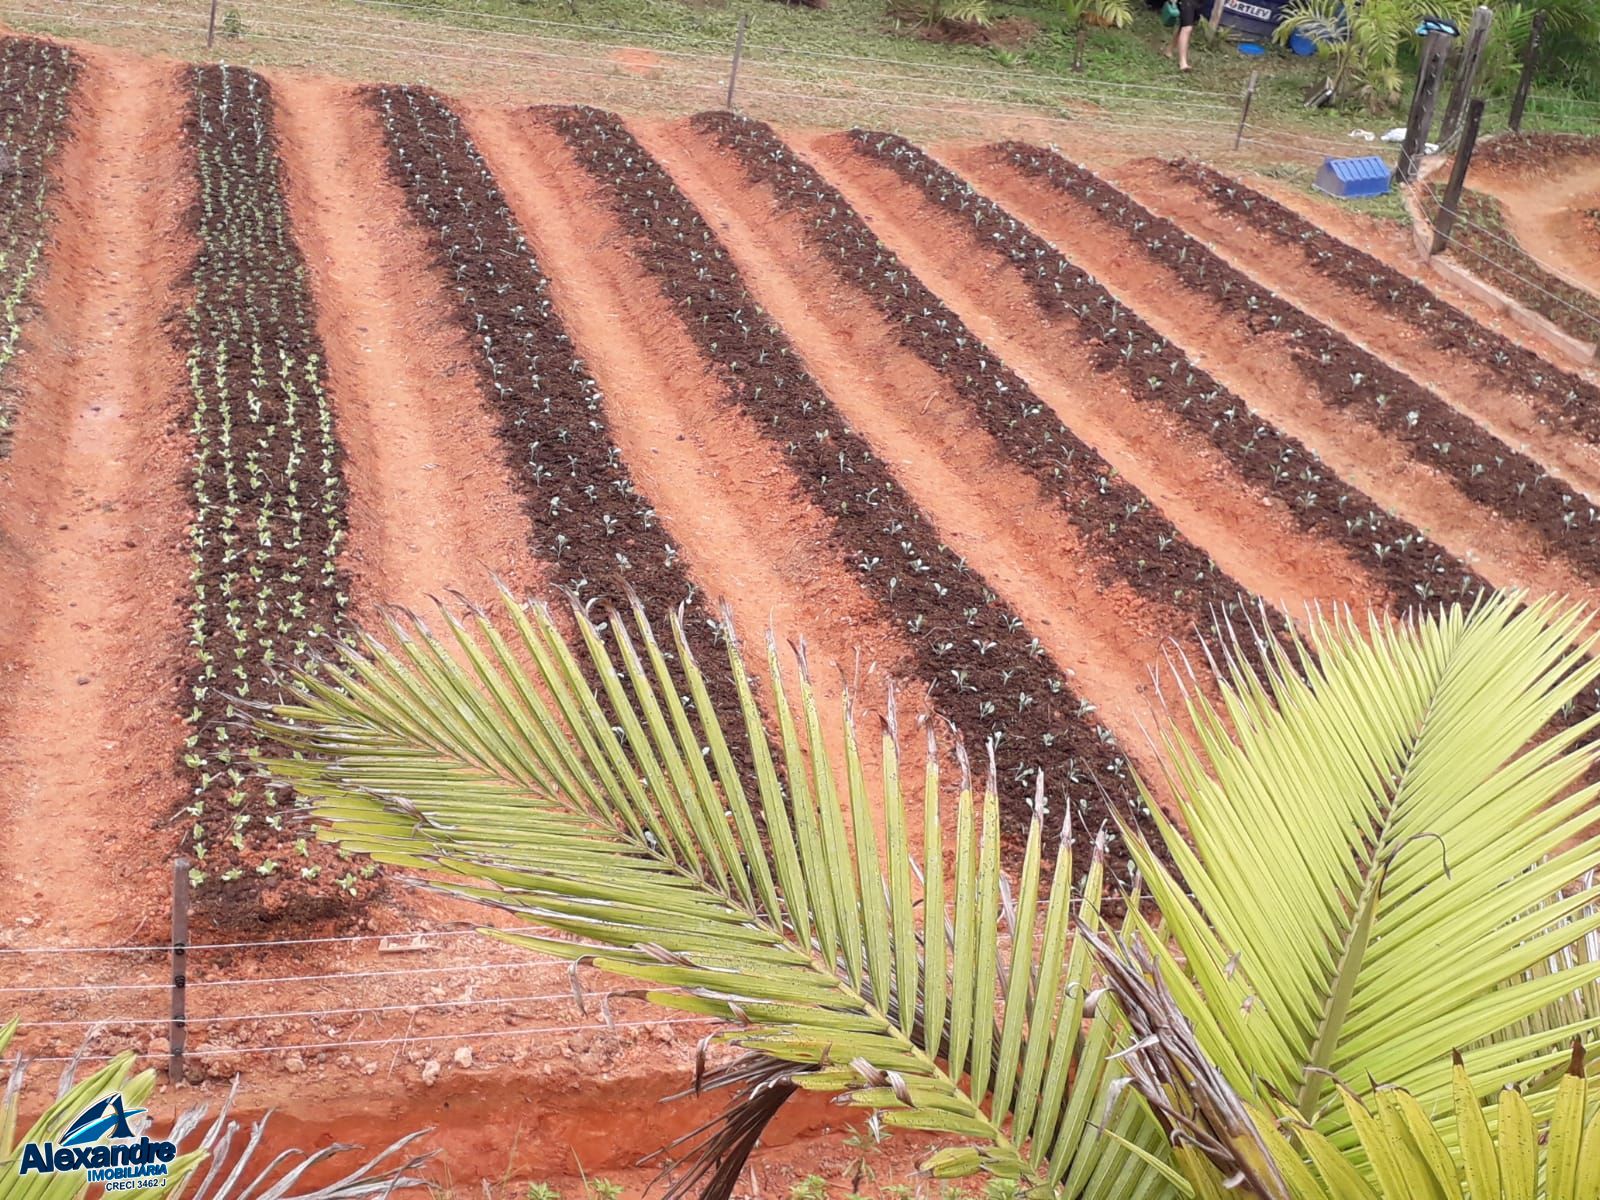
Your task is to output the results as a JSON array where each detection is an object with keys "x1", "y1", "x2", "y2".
[
  {"x1": 299, "y1": 0, "x2": 1598, "y2": 150},
  {"x1": 9, "y1": 0, "x2": 1595, "y2": 147}
]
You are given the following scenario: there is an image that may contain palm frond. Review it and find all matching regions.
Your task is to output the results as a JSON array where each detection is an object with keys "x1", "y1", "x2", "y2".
[
  {"x1": 1121, "y1": 592, "x2": 1600, "y2": 1174},
  {"x1": 1090, "y1": 929, "x2": 1600, "y2": 1199},
  {"x1": 250, "y1": 589, "x2": 1167, "y2": 1197},
  {"x1": 0, "y1": 1019, "x2": 431, "y2": 1200}
]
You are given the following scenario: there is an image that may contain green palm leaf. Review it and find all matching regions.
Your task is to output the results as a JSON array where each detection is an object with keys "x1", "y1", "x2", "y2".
[
  {"x1": 1120, "y1": 592, "x2": 1600, "y2": 1175},
  {"x1": 250, "y1": 590, "x2": 1169, "y2": 1197}
]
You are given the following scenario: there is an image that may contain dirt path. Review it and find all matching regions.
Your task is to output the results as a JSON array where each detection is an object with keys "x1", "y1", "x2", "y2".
[
  {"x1": 0, "y1": 52, "x2": 192, "y2": 948},
  {"x1": 270, "y1": 76, "x2": 542, "y2": 617},
  {"x1": 784, "y1": 132, "x2": 1367, "y2": 620},
  {"x1": 954, "y1": 148, "x2": 1600, "y2": 609},
  {"x1": 1114, "y1": 158, "x2": 1600, "y2": 497}
]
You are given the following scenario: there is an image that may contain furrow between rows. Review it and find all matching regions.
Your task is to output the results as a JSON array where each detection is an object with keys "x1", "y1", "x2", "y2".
[
  {"x1": 996, "y1": 145, "x2": 1600, "y2": 586},
  {"x1": 840, "y1": 130, "x2": 1481, "y2": 611},
  {"x1": 546, "y1": 104, "x2": 1161, "y2": 872},
  {"x1": 1166, "y1": 159, "x2": 1600, "y2": 439}
]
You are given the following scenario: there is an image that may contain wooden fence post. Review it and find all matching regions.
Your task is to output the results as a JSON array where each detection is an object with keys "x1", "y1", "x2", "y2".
[
  {"x1": 725, "y1": 15, "x2": 748, "y2": 112},
  {"x1": 206, "y1": 0, "x2": 219, "y2": 48},
  {"x1": 1431, "y1": 97, "x2": 1485, "y2": 254},
  {"x1": 1439, "y1": 6, "x2": 1492, "y2": 148},
  {"x1": 1397, "y1": 30, "x2": 1450, "y2": 184},
  {"x1": 169, "y1": 859, "x2": 190, "y2": 1084},
  {"x1": 1234, "y1": 70, "x2": 1259, "y2": 151},
  {"x1": 1508, "y1": 10, "x2": 1546, "y2": 133}
]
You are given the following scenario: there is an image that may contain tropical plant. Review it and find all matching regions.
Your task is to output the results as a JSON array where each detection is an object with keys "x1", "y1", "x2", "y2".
[
  {"x1": 1092, "y1": 932, "x2": 1600, "y2": 1199},
  {"x1": 1116, "y1": 593, "x2": 1600, "y2": 1180},
  {"x1": 251, "y1": 589, "x2": 1167, "y2": 1199},
  {"x1": 0, "y1": 1018, "x2": 429, "y2": 1200},
  {"x1": 1056, "y1": 0, "x2": 1133, "y2": 71},
  {"x1": 885, "y1": 0, "x2": 992, "y2": 30},
  {"x1": 1275, "y1": 0, "x2": 1436, "y2": 108},
  {"x1": 249, "y1": 588, "x2": 1600, "y2": 1198}
]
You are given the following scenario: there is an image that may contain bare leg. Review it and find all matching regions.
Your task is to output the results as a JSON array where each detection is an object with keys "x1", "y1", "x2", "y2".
[{"x1": 1177, "y1": 24, "x2": 1194, "y2": 69}]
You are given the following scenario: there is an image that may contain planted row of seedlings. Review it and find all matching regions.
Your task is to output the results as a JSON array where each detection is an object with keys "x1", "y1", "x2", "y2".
[
  {"x1": 1167, "y1": 159, "x2": 1600, "y2": 439},
  {"x1": 844, "y1": 137, "x2": 1600, "y2": 742},
  {"x1": 548, "y1": 105, "x2": 1157, "y2": 871},
  {"x1": 691, "y1": 113, "x2": 1274, "y2": 659},
  {"x1": 367, "y1": 87, "x2": 750, "y2": 769},
  {"x1": 182, "y1": 64, "x2": 366, "y2": 920},
  {"x1": 997, "y1": 145, "x2": 1600, "y2": 581},
  {"x1": 845, "y1": 131, "x2": 1479, "y2": 608},
  {"x1": 0, "y1": 36, "x2": 77, "y2": 453}
]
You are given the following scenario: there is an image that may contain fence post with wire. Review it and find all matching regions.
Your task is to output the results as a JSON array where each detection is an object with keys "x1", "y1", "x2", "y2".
[{"x1": 169, "y1": 858, "x2": 190, "y2": 1083}]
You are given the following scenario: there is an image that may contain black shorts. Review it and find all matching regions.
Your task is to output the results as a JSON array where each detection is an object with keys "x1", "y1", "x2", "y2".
[{"x1": 1179, "y1": 0, "x2": 1203, "y2": 26}]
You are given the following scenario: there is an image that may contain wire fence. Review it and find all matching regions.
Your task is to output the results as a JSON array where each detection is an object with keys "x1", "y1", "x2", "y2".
[{"x1": 0, "y1": 923, "x2": 715, "y2": 1073}]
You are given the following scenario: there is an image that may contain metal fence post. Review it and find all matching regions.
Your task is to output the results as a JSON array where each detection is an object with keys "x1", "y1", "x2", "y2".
[
  {"x1": 1431, "y1": 97, "x2": 1485, "y2": 254},
  {"x1": 169, "y1": 859, "x2": 190, "y2": 1084},
  {"x1": 1508, "y1": 10, "x2": 1546, "y2": 133},
  {"x1": 1234, "y1": 70, "x2": 1259, "y2": 151},
  {"x1": 725, "y1": 14, "x2": 748, "y2": 111},
  {"x1": 206, "y1": 0, "x2": 219, "y2": 48}
]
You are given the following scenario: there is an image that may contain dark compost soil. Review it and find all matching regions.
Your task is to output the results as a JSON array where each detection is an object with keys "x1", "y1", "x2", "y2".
[
  {"x1": 1169, "y1": 160, "x2": 1600, "y2": 429},
  {"x1": 549, "y1": 105, "x2": 1161, "y2": 877},
  {"x1": 367, "y1": 87, "x2": 760, "y2": 785},
  {"x1": 181, "y1": 64, "x2": 370, "y2": 925},
  {"x1": 1000, "y1": 145, "x2": 1600, "y2": 583},
  {"x1": 0, "y1": 36, "x2": 78, "y2": 455}
]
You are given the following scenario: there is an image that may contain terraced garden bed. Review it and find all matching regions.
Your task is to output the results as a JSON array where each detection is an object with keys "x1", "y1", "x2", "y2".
[
  {"x1": 1169, "y1": 160, "x2": 1600, "y2": 428},
  {"x1": 847, "y1": 131, "x2": 1483, "y2": 609},
  {"x1": 550, "y1": 104, "x2": 1156, "y2": 866},
  {"x1": 0, "y1": 36, "x2": 77, "y2": 454},
  {"x1": 182, "y1": 64, "x2": 362, "y2": 922},
  {"x1": 1418, "y1": 181, "x2": 1600, "y2": 353},
  {"x1": 1000, "y1": 145, "x2": 1600, "y2": 580}
]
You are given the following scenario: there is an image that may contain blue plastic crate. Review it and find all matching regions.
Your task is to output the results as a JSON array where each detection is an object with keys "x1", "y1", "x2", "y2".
[{"x1": 1314, "y1": 156, "x2": 1392, "y2": 199}]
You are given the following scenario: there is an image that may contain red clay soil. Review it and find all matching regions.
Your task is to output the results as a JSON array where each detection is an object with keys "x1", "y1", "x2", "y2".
[
  {"x1": 270, "y1": 75, "x2": 545, "y2": 616},
  {"x1": 545, "y1": 105, "x2": 1163, "y2": 870},
  {"x1": 455, "y1": 101, "x2": 922, "y2": 815},
  {"x1": 952, "y1": 147, "x2": 1600, "y2": 609},
  {"x1": 0, "y1": 50, "x2": 193, "y2": 951},
  {"x1": 1127, "y1": 158, "x2": 1600, "y2": 489},
  {"x1": 992, "y1": 147, "x2": 1600, "y2": 580},
  {"x1": 790, "y1": 132, "x2": 1370, "y2": 620},
  {"x1": 628, "y1": 118, "x2": 1182, "y2": 807},
  {"x1": 1232, "y1": 167, "x2": 1590, "y2": 369}
]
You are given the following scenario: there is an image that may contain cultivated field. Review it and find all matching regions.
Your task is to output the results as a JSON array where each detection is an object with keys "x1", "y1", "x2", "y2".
[{"x1": 3, "y1": 28, "x2": 1600, "y2": 1189}]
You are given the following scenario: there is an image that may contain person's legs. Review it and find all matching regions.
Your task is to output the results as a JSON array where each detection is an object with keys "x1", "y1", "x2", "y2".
[{"x1": 1174, "y1": 0, "x2": 1200, "y2": 69}]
